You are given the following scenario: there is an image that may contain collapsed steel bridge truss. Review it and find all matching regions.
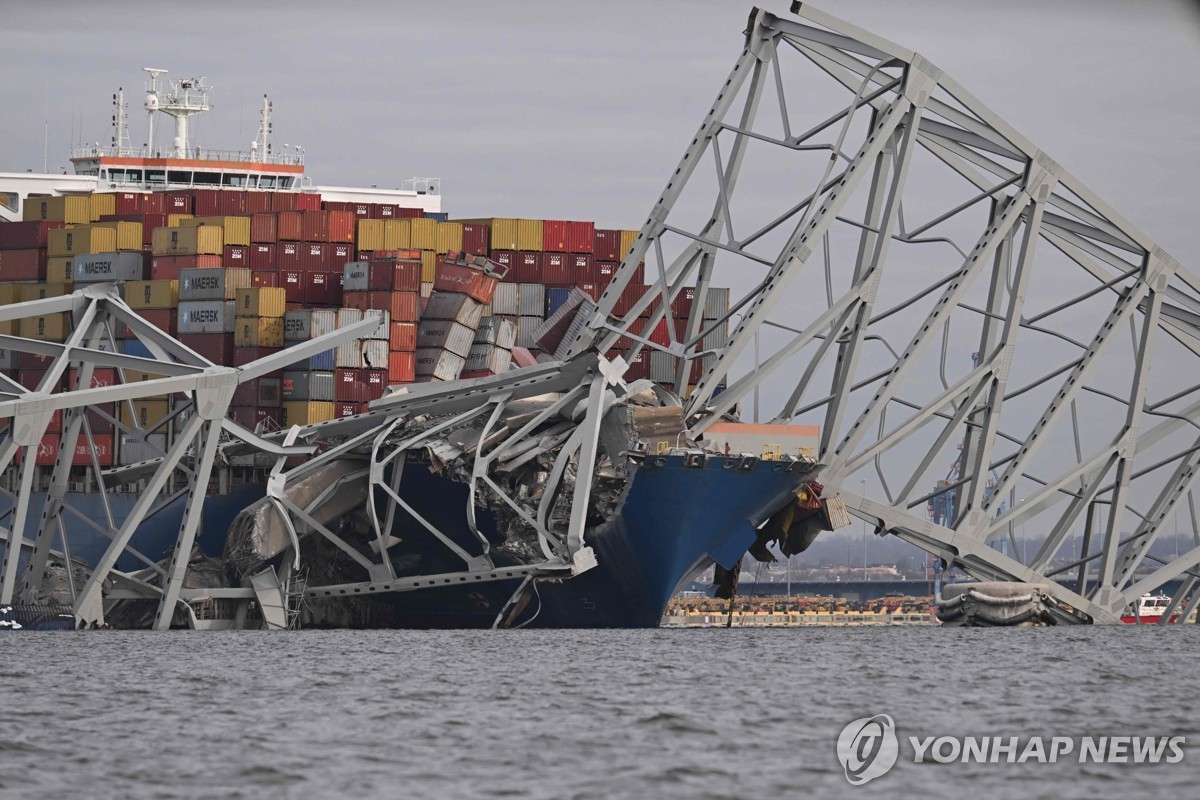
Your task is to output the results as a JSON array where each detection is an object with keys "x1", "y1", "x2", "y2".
[
  {"x1": 2, "y1": 4, "x2": 1196, "y2": 627},
  {"x1": 561, "y1": 4, "x2": 1200, "y2": 623}
]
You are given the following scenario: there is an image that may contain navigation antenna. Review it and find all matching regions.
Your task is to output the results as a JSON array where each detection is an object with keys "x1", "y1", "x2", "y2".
[
  {"x1": 142, "y1": 67, "x2": 166, "y2": 156},
  {"x1": 111, "y1": 87, "x2": 132, "y2": 156},
  {"x1": 252, "y1": 94, "x2": 273, "y2": 161}
]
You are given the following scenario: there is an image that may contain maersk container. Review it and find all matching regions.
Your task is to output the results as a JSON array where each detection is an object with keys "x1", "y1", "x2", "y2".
[
  {"x1": 73, "y1": 252, "x2": 143, "y2": 283},
  {"x1": 423, "y1": 293, "x2": 485, "y2": 329},
  {"x1": 180, "y1": 267, "x2": 251, "y2": 301},
  {"x1": 466, "y1": 343, "x2": 513, "y2": 374},
  {"x1": 178, "y1": 300, "x2": 236, "y2": 334},
  {"x1": 414, "y1": 348, "x2": 466, "y2": 382},
  {"x1": 284, "y1": 308, "x2": 336, "y2": 341},
  {"x1": 48, "y1": 226, "x2": 118, "y2": 257},
  {"x1": 492, "y1": 283, "x2": 519, "y2": 316},
  {"x1": 518, "y1": 284, "x2": 545, "y2": 317},
  {"x1": 416, "y1": 320, "x2": 475, "y2": 357}
]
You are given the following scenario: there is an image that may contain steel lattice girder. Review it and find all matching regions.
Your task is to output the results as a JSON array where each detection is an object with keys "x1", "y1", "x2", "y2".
[
  {"x1": 0, "y1": 284, "x2": 380, "y2": 627},
  {"x1": 560, "y1": 4, "x2": 1200, "y2": 622}
]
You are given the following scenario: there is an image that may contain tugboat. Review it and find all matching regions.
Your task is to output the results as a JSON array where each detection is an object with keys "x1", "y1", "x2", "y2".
[{"x1": 1120, "y1": 593, "x2": 1179, "y2": 624}]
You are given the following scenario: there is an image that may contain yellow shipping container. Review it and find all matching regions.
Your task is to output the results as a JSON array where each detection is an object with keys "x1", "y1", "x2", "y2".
[
  {"x1": 435, "y1": 222, "x2": 463, "y2": 254},
  {"x1": 485, "y1": 218, "x2": 518, "y2": 251},
  {"x1": 22, "y1": 195, "x2": 91, "y2": 224},
  {"x1": 181, "y1": 216, "x2": 251, "y2": 246},
  {"x1": 120, "y1": 399, "x2": 171, "y2": 431},
  {"x1": 126, "y1": 280, "x2": 179, "y2": 309},
  {"x1": 357, "y1": 219, "x2": 385, "y2": 252},
  {"x1": 46, "y1": 257, "x2": 75, "y2": 285},
  {"x1": 88, "y1": 192, "x2": 116, "y2": 222},
  {"x1": 18, "y1": 313, "x2": 68, "y2": 342},
  {"x1": 281, "y1": 401, "x2": 335, "y2": 427},
  {"x1": 421, "y1": 251, "x2": 438, "y2": 283},
  {"x1": 0, "y1": 284, "x2": 27, "y2": 305},
  {"x1": 151, "y1": 225, "x2": 223, "y2": 256},
  {"x1": 235, "y1": 287, "x2": 286, "y2": 318},
  {"x1": 47, "y1": 226, "x2": 118, "y2": 257},
  {"x1": 93, "y1": 220, "x2": 144, "y2": 251},
  {"x1": 234, "y1": 316, "x2": 284, "y2": 348},
  {"x1": 619, "y1": 229, "x2": 640, "y2": 257},
  {"x1": 19, "y1": 284, "x2": 69, "y2": 302},
  {"x1": 409, "y1": 218, "x2": 438, "y2": 251},
  {"x1": 383, "y1": 219, "x2": 411, "y2": 250},
  {"x1": 516, "y1": 219, "x2": 544, "y2": 252},
  {"x1": 168, "y1": 213, "x2": 194, "y2": 227}
]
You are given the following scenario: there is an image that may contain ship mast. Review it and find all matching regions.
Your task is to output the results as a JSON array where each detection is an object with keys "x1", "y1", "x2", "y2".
[
  {"x1": 143, "y1": 67, "x2": 166, "y2": 156},
  {"x1": 111, "y1": 87, "x2": 132, "y2": 156},
  {"x1": 252, "y1": 94, "x2": 273, "y2": 162},
  {"x1": 142, "y1": 68, "x2": 212, "y2": 158}
]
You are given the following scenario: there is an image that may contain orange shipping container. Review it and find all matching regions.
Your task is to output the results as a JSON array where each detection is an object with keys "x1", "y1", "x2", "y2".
[
  {"x1": 389, "y1": 321, "x2": 416, "y2": 351},
  {"x1": 390, "y1": 292, "x2": 420, "y2": 322},
  {"x1": 388, "y1": 351, "x2": 415, "y2": 383}
]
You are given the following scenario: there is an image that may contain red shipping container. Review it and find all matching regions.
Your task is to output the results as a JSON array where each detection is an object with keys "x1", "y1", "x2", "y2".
[
  {"x1": 180, "y1": 333, "x2": 234, "y2": 365},
  {"x1": 143, "y1": 193, "x2": 167, "y2": 215},
  {"x1": 567, "y1": 221, "x2": 595, "y2": 254},
  {"x1": 671, "y1": 286, "x2": 696, "y2": 317},
  {"x1": 327, "y1": 211, "x2": 355, "y2": 244},
  {"x1": 569, "y1": 253, "x2": 595, "y2": 283},
  {"x1": 349, "y1": 203, "x2": 372, "y2": 219},
  {"x1": 277, "y1": 242, "x2": 302, "y2": 271},
  {"x1": 334, "y1": 368, "x2": 363, "y2": 402},
  {"x1": 344, "y1": 290, "x2": 390, "y2": 311},
  {"x1": 0, "y1": 249, "x2": 46, "y2": 280},
  {"x1": 67, "y1": 366, "x2": 118, "y2": 389},
  {"x1": 625, "y1": 349, "x2": 650, "y2": 381},
  {"x1": 224, "y1": 244, "x2": 248, "y2": 268},
  {"x1": 335, "y1": 401, "x2": 363, "y2": 419},
  {"x1": 389, "y1": 322, "x2": 416, "y2": 351},
  {"x1": 354, "y1": 262, "x2": 396, "y2": 291},
  {"x1": 164, "y1": 192, "x2": 193, "y2": 214},
  {"x1": 513, "y1": 251, "x2": 543, "y2": 283},
  {"x1": 304, "y1": 272, "x2": 341, "y2": 305},
  {"x1": 189, "y1": 189, "x2": 222, "y2": 217},
  {"x1": 251, "y1": 213, "x2": 277, "y2": 243},
  {"x1": 150, "y1": 254, "x2": 217, "y2": 281},
  {"x1": 244, "y1": 191, "x2": 273, "y2": 215},
  {"x1": 388, "y1": 351, "x2": 415, "y2": 383},
  {"x1": 299, "y1": 242, "x2": 327, "y2": 272},
  {"x1": 328, "y1": 243, "x2": 353, "y2": 271},
  {"x1": 138, "y1": 213, "x2": 167, "y2": 246},
  {"x1": 376, "y1": 204, "x2": 397, "y2": 219},
  {"x1": 228, "y1": 406, "x2": 281, "y2": 430},
  {"x1": 0, "y1": 220, "x2": 63, "y2": 250},
  {"x1": 76, "y1": 434, "x2": 115, "y2": 466},
  {"x1": 434, "y1": 262, "x2": 498, "y2": 304},
  {"x1": 251, "y1": 271, "x2": 279, "y2": 288},
  {"x1": 542, "y1": 252, "x2": 570, "y2": 284},
  {"x1": 277, "y1": 211, "x2": 304, "y2": 241},
  {"x1": 109, "y1": 192, "x2": 141, "y2": 215},
  {"x1": 543, "y1": 220, "x2": 569, "y2": 252},
  {"x1": 460, "y1": 223, "x2": 489, "y2": 256},
  {"x1": 390, "y1": 292, "x2": 420, "y2": 322},
  {"x1": 614, "y1": 283, "x2": 648, "y2": 317},
  {"x1": 217, "y1": 191, "x2": 246, "y2": 215},
  {"x1": 233, "y1": 347, "x2": 280, "y2": 368},
  {"x1": 490, "y1": 250, "x2": 515, "y2": 278},
  {"x1": 295, "y1": 193, "x2": 322, "y2": 211},
  {"x1": 300, "y1": 210, "x2": 328, "y2": 242},
  {"x1": 595, "y1": 260, "x2": 618, "y2": 286},
  {"x1": 280, "y1": 270, "x2": 305, "y2": 302},
  {"x1": 361, "y1": 369, "x2": 388, "y2": 400},
  {"x1": 393, "y1": 260, "x2": 421, "y2": 292},
  {"x1": 45, "y1": 406, "x2": 116, "y2": 436},
  {"x1": 577, "y1": 282, "x2": 600, "y2": 302},
  {"x1": 249, "y1": 243, "x2": 276, "y2": 270},
  {"x1": 271, "y1": 193, "x2": 297, "y2": 212},
  {"x1": 396, "y1": 207, "x2": 422, "y2": 218},
  {"x1": 137, "y1": 309, "x2": 177, "y2": 335}
]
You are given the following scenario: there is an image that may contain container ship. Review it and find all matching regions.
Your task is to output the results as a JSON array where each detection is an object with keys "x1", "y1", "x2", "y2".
[{"x1": 0, "y1": 71, "x2": 831, "y2": 629}]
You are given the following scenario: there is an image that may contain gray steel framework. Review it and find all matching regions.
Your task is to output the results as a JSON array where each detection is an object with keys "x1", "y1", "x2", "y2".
[
  {"x1": 2, "y1": 4, "x2": 1195, "y2": 627},
  {"x1": 560, "y1": 4, "x2": 1200, "y2": 623}
]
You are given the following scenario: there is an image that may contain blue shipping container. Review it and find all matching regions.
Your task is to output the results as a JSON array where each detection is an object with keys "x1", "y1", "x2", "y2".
[{"x1": 546, "y1": 287, "x2": 572, "y2": 317}]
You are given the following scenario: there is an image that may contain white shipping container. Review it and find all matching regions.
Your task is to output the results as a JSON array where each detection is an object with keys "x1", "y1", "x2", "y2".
[
  {"x1": 342, "y1": 262, "x2": 372, "y2": 291},
  {"x1": 702, "y1": 320, "x2": 729, "y2": 350},
  {"x1": 516, "y1": 316, "x2": 543, "y2": 349},
  {"x1": 284, "y1": 309, "x2": 336, "y2": 341},
  {"x1": 360, "y1": 340, "x2": 389, "y2": 370},
  {"x1": 491, "y1": 283, "x2": 519, "y2": 316},
  {"x1": 417, "y1": 320, "x2": 476, "y2": 357},
  {"x1": 650, "y1": 351, "x2": 683, "y2": 383},
  {"x1": 119, "y1": 433, "x2": 168, "y2": 465},
  {"x1": 703, "y1": 287, "x2": 730, "y2": 320},
  {"x1": 420, "y1": 281, "x2": 434, "y2": 299},
  {"x1": 336, "y1": 341, "x2": 361, "y2": 368},
  {"x1": 423, "y1": 292, "x2": 485, "y2": 328},
  {"x1": 414, "y1": 347, "x2": 466, "y2": 381},
  {"x1": 362, "y1": 309, "x2": 390, "y2": 341},
  {"x1": 336, "y1": 307, "x2": 364, "y2": 328},
  {"x1": 178, "y1": 300, "x2": 235, "y2": 334},
  {"x1": 517, "y1": 283, "x2": 545, "y2": 317}
]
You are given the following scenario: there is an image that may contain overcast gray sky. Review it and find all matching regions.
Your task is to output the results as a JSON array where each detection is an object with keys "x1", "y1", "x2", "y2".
[{"x1": 2, "y1": 0, "x2": 1198, "y2": 258}]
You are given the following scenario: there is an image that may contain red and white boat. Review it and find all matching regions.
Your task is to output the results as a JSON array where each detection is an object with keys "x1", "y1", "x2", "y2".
[{"x1": 1121, "y1": 593, "x2": 1179, "y2": 624}]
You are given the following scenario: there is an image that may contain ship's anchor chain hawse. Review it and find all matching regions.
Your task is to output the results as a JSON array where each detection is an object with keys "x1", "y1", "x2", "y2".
[{"x1": 2, "y1": 2, "x2": 1199, "y2": 627}]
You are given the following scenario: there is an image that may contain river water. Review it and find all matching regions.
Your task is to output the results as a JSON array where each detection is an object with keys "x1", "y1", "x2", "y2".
[{"x1": 2, "y1": 625, "x2": 1198, "y2": 798}]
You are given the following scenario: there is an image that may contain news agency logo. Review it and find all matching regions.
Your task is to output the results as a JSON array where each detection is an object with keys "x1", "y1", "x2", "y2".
[
  {"x1": 837, "y1": 714, "x2": 1188, "y2": 785},
  {"x1": 837, "y1": 714, "x2": 899, "y2": 785}
]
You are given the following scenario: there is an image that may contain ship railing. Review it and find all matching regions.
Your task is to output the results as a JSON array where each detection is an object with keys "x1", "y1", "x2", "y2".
[{"x1": 71, "y1": 145, "x2": 304, "y2": 166}]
